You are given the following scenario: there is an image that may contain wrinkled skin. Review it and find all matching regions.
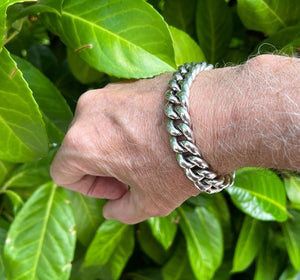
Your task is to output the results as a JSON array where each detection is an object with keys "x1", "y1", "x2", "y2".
[{"x1": 50, "y1": 73, "x2": 199, "y2": 224}]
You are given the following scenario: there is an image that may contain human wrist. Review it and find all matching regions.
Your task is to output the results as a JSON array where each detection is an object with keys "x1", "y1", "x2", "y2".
[
  {"x1": 189, "y1": 66, "x2": 241, "y2": 175},
  {"x1": 189, "y1": 55, "x2": 300, "y2": 173}
]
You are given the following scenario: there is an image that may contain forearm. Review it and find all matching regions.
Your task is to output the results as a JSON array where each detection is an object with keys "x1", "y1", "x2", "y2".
[{"x1": 190, "y1": 55, "x2": 300, "y2": 174}]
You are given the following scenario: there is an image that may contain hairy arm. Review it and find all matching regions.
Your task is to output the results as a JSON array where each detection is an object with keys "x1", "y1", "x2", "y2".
[
  {"x1": 190, "y1": 54, "x2": 300, "y2": 174},
  {"x1": 50, "y1": 55, "x2": 300, "y2": 224}
]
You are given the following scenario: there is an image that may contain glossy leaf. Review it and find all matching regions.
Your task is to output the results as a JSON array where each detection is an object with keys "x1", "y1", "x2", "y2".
[
  {"x1": 282, "y1": 210, "x2": 300, "y2": 270},
  {"x1": 43, "y1": 0, "x2": 176, "y2": 78},
  {"x1": 66, "y1": 190, "x2": 106, "y2": 247},
  {"x1": 137, "y1": 222, "x2": 169, "y2": 265},
  {"x1": 178, "y1": 205, "x2": 223, "y2": 280},
  {"x1": 15, "y1": 0, "x2": 63, "y2": 19},
  {"x1": 13, "y1": 55, "x2": 73, "y2": 136},
  {"x1": 5, "y1": 19, "x2": 50, "y2": 57},
  {"x1": 162, "y1": 0, "x2": 196, "y2": 35},
  {"x1": 279, "y1": 265, "x2": 300, "y2": 280},
  {"x1": 170, "y1": 26, "x2": 205, "y2": 66},
  {"x1": 254, "y1": 237, "x2": 284, "y2": 280},
  {"x1": 196, "y1": 0, "x2": 232, "y2": 63},
  {"x1": 0, "y1": 224, "x2": 7, "y2": 280},
  {"x1": 0, "y1": 218, "x2": 9, "y2": 280},
  {"x1": 0, "y1": 161, "x2": 15, "y2": 186},
  {"x1": 213, "y1": 255, "x2": 232, "y2": 280},
  {"x1": 284, "y1": 176, "x2": 300, "y2": 206},
  {"x1": 237, "y1": 0, "x2": 300, "y2": 35},
  {"x1": 188, "y1": 193, "x2": 232, "y2": 248},
  {"x1": 83, "y1": 220, "x2": 134, "y2": 280},
  {"x1": 3, "y1": 148, "x2": 55, "y2": 189},
  {"x1": 125, "y1": 268, "x2": 163, "y2": 280},
  {"x1": 162, "y1": 238, "x2": 196, "y2": 280},
  {"x1": 209, "y1": 193, "x2": 232, "y2": 248},
  {"x1": 67, "y1": 48, "x2": 104, "y2": 84},
  {"x1": 0, "y1": 48, "x2": 48, "y2": 162},
  {"x1": 255, "y1": 25, "x2": 300, "y2": 54},
  {"x1": 4, "y1": 182, "x2": 76, "y2": 280},
  {"x1": 0, "y1": 0, "x2": 37, "y2": 50},
  {"x1": 147, "y1": 210, "x2": 178, "y2": 250},
  {"x1": 227, "y1": 168, "x2": 289, "y2": 222},
  {"x1": 26, "y1": 45, "x2": 59, "y2": 80},
  {"x1": 5, "y1": 190, "x2": 23, "y2": 215},
  {"x1": 232, "y1": 215, "x2": 267, "y2": 272}
]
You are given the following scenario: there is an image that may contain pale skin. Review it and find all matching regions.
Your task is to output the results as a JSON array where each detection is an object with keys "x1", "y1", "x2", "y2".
[{"x1": 50, "y1": 54, "x2": 300, "y2": 224}]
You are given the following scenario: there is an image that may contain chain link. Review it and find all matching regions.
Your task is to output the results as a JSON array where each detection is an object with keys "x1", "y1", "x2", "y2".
[{"x1": 165, "y1": 62, "x2": 235, "y2": 194}]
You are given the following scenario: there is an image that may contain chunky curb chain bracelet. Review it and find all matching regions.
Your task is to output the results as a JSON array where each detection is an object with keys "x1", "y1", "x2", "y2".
[{"x1": 165, "y1": 62, "x2": 235, "y2": 194}]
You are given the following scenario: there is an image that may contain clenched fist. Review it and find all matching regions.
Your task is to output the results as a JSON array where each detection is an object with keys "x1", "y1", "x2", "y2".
[{"x1": 50, "y1": 74, "x2": 200, "y2": 224}]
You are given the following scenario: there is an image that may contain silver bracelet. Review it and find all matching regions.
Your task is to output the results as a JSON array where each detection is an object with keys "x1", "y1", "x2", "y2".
[{"x1": 165, "y1": 62, "x2": 235, "y2": 194}]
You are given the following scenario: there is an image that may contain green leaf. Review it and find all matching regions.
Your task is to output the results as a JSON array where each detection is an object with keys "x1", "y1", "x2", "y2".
[
  {"x1": 3, "y1": 148, "x2": 55, "y2": 189},
  {"x1": 0, "y1": 0, "x2": 37, "y2": 50},
  {"x1": 254, "y1": 235, "x2": 284, "y2": 280},
  {"x1": 209, "y1": 194, "x2": 232, "y2": 248},
  {"x1": 170, "y1": 26, "x2": 205, "y2": 66},
  {"x1": 43, "y1": 0, "x2": 176, "y2": 78},
  {"x1": 279, "y1": 265, "x2": 300, "y2": 280},
  {"x1": 162, "y1": 0, "x2": 196, "y2": 35},
  {"x1": 67, "y1": 47, "x2": 104, "y2": 84},
  {"x1": 83, "y1": 220, "x2": 134, "y2": 280},
  {"x1": 15, "y1": 0, "x2": 63, "y2": 19},
  {"x1": 5, "y1": 18, "x2": 50, "y2": 56},
  {"x1": 12, "y1": 55, "x2": 73, "y2": 136},
  {"x1": 162, "y1": 238, "x2": 196, "y2": 280},
  {"x1": 4, "y1": 182, "x2": 76, "y2": 280},
  {"x1": 237, "y1": 0, "x2": 300, "y2": 35},
  {"x1": 0, "y1": 218, "x2": 9, "y2": 280},
  {"x1": 0, "y1": 160, "x2": 15, "y2": 186},
  {"x1": 137, "y1": 222, "x2": 169, "y2": 265},
  {"x1": 28, "y1": 0, "x2": 63, "y2": 14},
  {"x1": 0, "y1": 48, "x2": 48, "y2": 162},
  {"x1": 4, "y1": 190, "x2": 23, "y2": 215},
  {"x1": 178, "y1": 205, "x2": 223, "y2": 280},
  {"x1": 196, "y1": 0, "x2": 232, "y2": 64},
  {"x1": 284, "y1": 176, "x2": 300, "y2": 207},
  {"x1": 282, "y1": 210, "x2": 300, "y2": 270},
  {"x1": 227, "y1": 168, "x2": 289, "y2": 222},
  {"x1": 232, "y1": 215, "x2": 267, "y2": 272},
  {"x1": 147, "y1": 211, "x2": 178, "y2": 250},
  {"x1": 124, "y1": 268, "x2": 163, "y2": 280},
  {"x1": 188, "y1": 193, "x2": 232, "y2": 248},
  {"x1": 66, "y1": 190, "x2": 106, "y2": 247},
  {"x1": 213, "y1": 254, "x2": 232, "y2": 280},
  {"x1": 255, "y1": 25, "x2": 300, "y2": 55}
]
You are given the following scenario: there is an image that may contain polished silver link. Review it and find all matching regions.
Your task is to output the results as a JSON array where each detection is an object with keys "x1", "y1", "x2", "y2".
[
  {"x1": 170, "y1": 136, "x2": 186, "y2": 153},
  {"x1": 169, "y1": 80, "x2": 181, "y2": 92},
  {"x1": 165, "y1": 103, "x2": 180, "y2": 120},
  {"x1": 167, "y1": 119, "x2": 182, "y2": 136},
  {"x1": 166, "y1": 90, "x2": 180, "y2": 104},
  {"x1": 176, "y1": 154, "x2": 194, "y2": 169},
  {"x1": 174, "y1": 106, "x2": 191, "y2": 125},
  {"x1": 176, "y1": 123, "x2": 193, "y2": 142},
  {"x1": 165, "y1": 62, "x2": 235, "y2": 194}
]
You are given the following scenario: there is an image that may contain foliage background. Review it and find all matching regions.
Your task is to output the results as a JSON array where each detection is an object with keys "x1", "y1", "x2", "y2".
[{"x1": 0, "y1": 0, "x2": 300, "y2": 279}]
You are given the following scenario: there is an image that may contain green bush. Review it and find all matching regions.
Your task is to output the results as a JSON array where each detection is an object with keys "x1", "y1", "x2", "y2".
[{"x1": 0, "y1": 0, "x2": 300, "y2": 279}]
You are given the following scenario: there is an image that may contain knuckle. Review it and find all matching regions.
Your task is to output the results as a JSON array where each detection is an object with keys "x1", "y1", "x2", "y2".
[
  {"x1": 63, "y1": 125, "x2": 82, "y2": 151},
  {"x1": 76, "y1": 89, "x2": 98, "y2": 111}
]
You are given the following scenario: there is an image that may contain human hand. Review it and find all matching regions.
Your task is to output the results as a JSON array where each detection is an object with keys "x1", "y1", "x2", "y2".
[{"x1": 50, "y1": 73, "x2": 200, "y2": 224}]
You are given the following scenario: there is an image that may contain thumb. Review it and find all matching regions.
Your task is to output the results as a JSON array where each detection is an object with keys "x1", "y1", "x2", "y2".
[{"x1": 103, "y1": 191, "x2": 149, "y2": 224}]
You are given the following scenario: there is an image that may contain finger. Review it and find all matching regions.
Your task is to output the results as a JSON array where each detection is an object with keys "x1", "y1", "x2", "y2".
[
  {"x1": 50, "y1": 125, "x2": 106, "y2": 186},
  {"x1": 103, "y1": 191, "x2": 146, "y2": 224},
  {"x1": 63, "y1": 175, "x2": 128, "y2": 200},
  {"x1": 50, "y1": 149, "x2": 85, "y2": 186}
]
